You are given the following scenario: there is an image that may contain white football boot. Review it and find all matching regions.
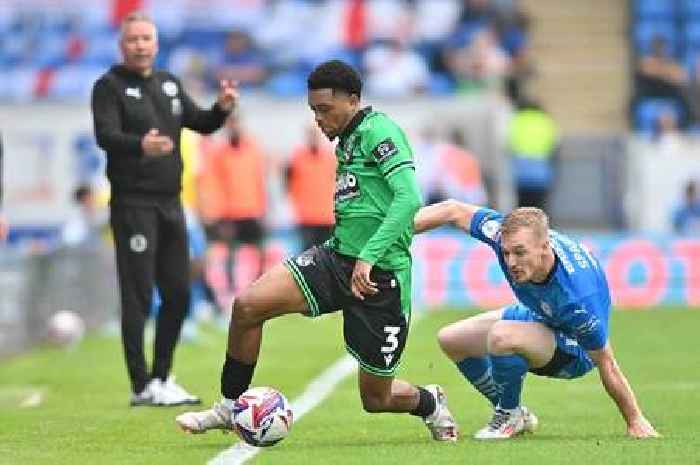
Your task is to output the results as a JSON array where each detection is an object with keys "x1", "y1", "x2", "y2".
[
  {"x1": 161, "y1": 376, "x2": 201, "y2": 405},
  {"x1": 130, "y1": 381, "x2": 156, "y2": 407},
  {"x1": 176, "y1": 399, "x2": 235, "y2": 434},
  {"x1": 522, "y1": 406, "x2": 539, "y2": 433},
  {"x1": 130, "y1": 378, "x2": 201, "y2": 406},
  {"x1": 130, "y1": 379, "x2": 170, "y2": 406},
  {"x1": 422, "y1": 384, "x2": 459, "y2": 442},
  {"x1": 474, "y1": 406, "x2": 538, "y2": 440}
]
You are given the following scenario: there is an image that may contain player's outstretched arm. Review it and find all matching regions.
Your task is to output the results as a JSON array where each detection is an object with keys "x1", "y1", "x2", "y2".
[
  {"x1": 413, "y1": 200, "x2": 479, "y2": 234},
  {"x1": 588, "y1": 344, "x2": 660, "y2": 439}
]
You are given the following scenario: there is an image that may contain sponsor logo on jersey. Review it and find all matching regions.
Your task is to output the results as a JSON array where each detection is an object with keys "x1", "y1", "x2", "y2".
[
  {"x1": 342, "y1": 133, "x2": 359, "y2": 162},
  {"x1": 372, "y1": 138, "x2": 398, "y2": 163},
  {"x1": 481, "y1": 219, "x2": 501, "y2": 240},
  {"x1": 130, "y1": 234, "x2": 147, "y2": 253},
  {"x1": 125, "y1": 87, "x2": 141, "y2": 99},
  {"x1": 162, "y1": 80, "x2": 178, "y2": 97},
  {"x1": 335, "y1": 171, "x2": 360, "y2": 202},
  {"x1": 574, "y1": 315, "x2": 600, "y2": 336},
  {"x1": 540, "y1": 301, "x2": 552, "y2": 316},
  {"x1": 295, "y1": 251, "x2": 315, "y2": 267}
]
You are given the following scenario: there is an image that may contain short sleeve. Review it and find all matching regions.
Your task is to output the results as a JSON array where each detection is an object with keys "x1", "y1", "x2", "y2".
[
  {"x1": 562, "y1": 296, "x2": 609, "y2": 351},
  {"x1": 469, "y1": 208, "x2": 504, "y2": 249},
  {"x1": 361, "y1": 116, "x2": 414, "y2": 178}
]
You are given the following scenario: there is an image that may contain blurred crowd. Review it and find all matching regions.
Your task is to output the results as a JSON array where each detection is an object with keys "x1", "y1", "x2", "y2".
[
  {"x1": 630, "y1": 1, "x2": 700, "y2": 231},
  {"x1": 0, "y1": 0, "x2": 532, "y2": 102},
  {"x1": 631, "y1": 0, "x2": 700, "y2": 137}
]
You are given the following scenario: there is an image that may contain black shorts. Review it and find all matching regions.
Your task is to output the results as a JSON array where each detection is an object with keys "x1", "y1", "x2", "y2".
[{"x1": 284, "y1": 245, "x2": 412, "y2": 377}]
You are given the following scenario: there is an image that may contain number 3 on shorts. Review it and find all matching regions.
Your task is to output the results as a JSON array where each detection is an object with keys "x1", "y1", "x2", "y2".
[{"x1": 381, "y1": 326, "x2": 401, "y2": 356}]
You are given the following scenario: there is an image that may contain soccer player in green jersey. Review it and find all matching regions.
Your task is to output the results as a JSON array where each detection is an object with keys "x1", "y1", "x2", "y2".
[{"x1": 177, "y1": 60, "x2": 458, "y2": 441}]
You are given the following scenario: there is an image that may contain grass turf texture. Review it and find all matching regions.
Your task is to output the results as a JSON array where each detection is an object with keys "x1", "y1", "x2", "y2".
[{"x1": 0, "y1": 309, "x2": 698, "y2": 465}]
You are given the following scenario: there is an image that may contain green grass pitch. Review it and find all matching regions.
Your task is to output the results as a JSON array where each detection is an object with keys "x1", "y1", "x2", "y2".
[{"x1": 1, "y1": 308, "x2": 698, "y2": 465}]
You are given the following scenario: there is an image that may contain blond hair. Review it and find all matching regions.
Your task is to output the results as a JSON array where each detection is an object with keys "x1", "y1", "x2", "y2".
[
  {"x1": 120, "y1": 12, "x2": 157, "y2": 40},
  {"x1": 501, "y1": 207, "x2": 549, "y2": 240}
]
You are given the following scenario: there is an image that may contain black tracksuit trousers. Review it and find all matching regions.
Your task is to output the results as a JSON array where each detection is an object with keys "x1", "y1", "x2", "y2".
[{"x1": 110, "y1": 199, "x2": 190, "y2": 394}]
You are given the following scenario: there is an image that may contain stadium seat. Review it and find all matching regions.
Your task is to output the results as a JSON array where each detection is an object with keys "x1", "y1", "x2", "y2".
[
  {"x1": 50, "y1": 65, "x2": 104, "y2": 100},
  {"x1": 634, "y1": 97, "x2": 682, "y2": 133},
  {"x1": 445, "y1": 22, "x2": 487, "y2": 50},
  {"x1": 81, "y1": 30, "x2": 119, "y2": 66},
  {"x1": 634, "y1": 20, "x2": 678, "y2": 55},
  {"x1": 0, "y1": 67, "x2": 39, "y2": 102},
  {"x1": 428, "y1": 73, "x2": 456, "y2": 95},
  {"x1": 180, "y1": 28, "x2": 228, "y2": 51},
  {"x1": 0, "y1": 2, "x2": 470, "y2": 101},
  {"x1": 265, "y1": 70, "x2": 306, "y2": 97},
  {"x1": 681, "y1": 0, "x2": 700, "y2": 17},
  {"x1": 684, "y1": 21, "x2": 700, "y2": 50},
  {"x1": 684, "y1": 49, "x2": 700, "y2": 77},
  {"x1": 635, "y1": 0, "x2": 676, "y2": 19},
  {"x1": 34, "y1": 31, "x2": 70, "y2": 68}
]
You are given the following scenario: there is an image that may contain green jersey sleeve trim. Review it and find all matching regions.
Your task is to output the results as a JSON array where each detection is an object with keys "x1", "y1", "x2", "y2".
[{"x1": 383, "y1": 160, "x2": 415, "y2": 178}]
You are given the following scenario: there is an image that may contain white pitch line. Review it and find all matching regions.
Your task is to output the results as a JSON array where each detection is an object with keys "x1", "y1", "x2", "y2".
[
  {"x1": 207, "y1": 354, "x2": 357, "y2": 465},
  {"x1": 0, "y1": 386, "x2": 45, "y2": 408},
  {"x1": 19, "y1": 390, "x2": 44, "y2": 408}
]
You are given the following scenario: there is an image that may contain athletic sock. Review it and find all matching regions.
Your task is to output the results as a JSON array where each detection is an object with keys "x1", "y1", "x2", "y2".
[
  {"x1": 490, "y1": 354, "x2": 528, "y2": 410},
  {"x1": 410, "y1": 386, "x2": 437, "y2": 418},
  {"x1": 221, "y1": 355, "x2": 256, "y2": 400},
  {"x1": 456, "y1": 356, "x2": 500, "y2": 407}
]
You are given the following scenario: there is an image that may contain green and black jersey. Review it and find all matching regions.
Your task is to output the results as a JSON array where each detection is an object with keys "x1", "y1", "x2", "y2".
[{"x1": 329, "y1": 107, "x2": 422, "y2": 271}]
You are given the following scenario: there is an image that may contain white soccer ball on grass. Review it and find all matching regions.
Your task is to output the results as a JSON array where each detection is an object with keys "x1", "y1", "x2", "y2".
[
  {"x1": 232, "y1": 386, "x2": 293, "y2": 447},
  {"x1": 46, "y1": 310, "x2": 85, "y2": 348}
]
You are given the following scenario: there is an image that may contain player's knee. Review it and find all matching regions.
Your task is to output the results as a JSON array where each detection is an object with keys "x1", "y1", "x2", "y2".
[
  {"x1": 487, "y1": 323, "x2": 517, "y2": 354},
  {"x1": 437, "y1": 327, "x2": 461, "y2": 360},
  {"x1": 230, "y1": 293, "x2": 263, "y2": 327}
]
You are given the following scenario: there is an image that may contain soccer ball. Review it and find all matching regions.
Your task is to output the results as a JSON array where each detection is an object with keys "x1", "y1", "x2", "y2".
[
  {"x1": 46, "y1": 310, "x2": 85, "y2": 347},
  {"x1": 232, "y1": 387, "x2": 293, "y2": 447}
]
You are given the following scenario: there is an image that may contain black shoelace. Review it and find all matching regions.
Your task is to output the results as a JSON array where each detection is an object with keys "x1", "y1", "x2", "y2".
[{"x1": 488, "y1": 409, "x2": 511, "y2": 429}]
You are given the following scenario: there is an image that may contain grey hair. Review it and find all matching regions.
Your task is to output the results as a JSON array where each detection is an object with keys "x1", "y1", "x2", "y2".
[{"x1": 119, "y1": 12, "x2": 158, "y2": 41}]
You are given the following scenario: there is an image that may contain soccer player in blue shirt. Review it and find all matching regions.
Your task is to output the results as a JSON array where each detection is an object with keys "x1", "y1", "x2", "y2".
[{"x1": 414, "y1": 200, "x2": 659, "y2": 439}]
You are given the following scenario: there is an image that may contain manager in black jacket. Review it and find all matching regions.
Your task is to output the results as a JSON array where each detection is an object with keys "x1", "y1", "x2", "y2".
[{"x1": 92, "y1": 12, "x2": 237, "y2": 406}]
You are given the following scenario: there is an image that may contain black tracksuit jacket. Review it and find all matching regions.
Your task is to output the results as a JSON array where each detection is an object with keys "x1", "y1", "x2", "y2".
[{"x1": 91, "y1": 64, "x2": 228, "y2": 204}]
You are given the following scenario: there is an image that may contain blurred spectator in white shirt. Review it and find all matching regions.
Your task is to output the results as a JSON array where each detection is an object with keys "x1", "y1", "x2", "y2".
[
  {"x1": 412, "y1": 0, "x2": 461, "y2": 45},
  {"x1": 654, "y1": 109, "x2": 684, "y2": 156},
  {"x1": 366, "y1": 0, "x2": 413, "y2": 43},
  {"x1": 363, "y1": 39, "x2": 430, "y2": 97}
]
